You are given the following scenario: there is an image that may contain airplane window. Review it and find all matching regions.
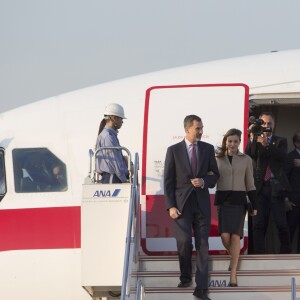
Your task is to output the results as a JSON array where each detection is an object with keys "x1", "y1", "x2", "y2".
[
  {"x1": 0, "y1": 148, "x2": 7, "y2": 200},
  {"x1": 12, "y1": 148, "x2": 68, "y2": 193}
]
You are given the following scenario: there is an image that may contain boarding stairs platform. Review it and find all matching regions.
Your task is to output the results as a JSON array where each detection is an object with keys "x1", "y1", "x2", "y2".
[
  {"x1": 131, "y1": 253, "x2": 300, "y2": 300},
  {"x1": 81, "y1": 149, "x2": 300, "y2": 300}
]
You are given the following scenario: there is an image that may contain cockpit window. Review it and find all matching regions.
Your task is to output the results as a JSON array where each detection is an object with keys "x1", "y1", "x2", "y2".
[
  {"x1": 0, "y1": 148, "x2": 7, "y2": 199},
  {"x1": 12, "y1": 148, "x2": 68, "y2": 193}
]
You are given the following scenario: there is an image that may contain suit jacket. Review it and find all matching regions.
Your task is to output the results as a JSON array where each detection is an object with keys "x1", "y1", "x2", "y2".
[
  {"x1": 286, "y1": 149, "x2": 300, "y2": 206},
  {"x1": 215, "y1": 152, "x2": 257, "y2": 208},
  {"x1": 164, "y1": 140, "x2": 219, "y2": 216},
  {"x1": 216, "y1": 152, "x2": 256, "y2": 192},
  {"x1": 245, "y1": 135, "x2": 291, "y2": 194}
]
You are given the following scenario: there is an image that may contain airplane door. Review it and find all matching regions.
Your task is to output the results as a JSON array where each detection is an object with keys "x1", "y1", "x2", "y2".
[{"x1": 141, "y1": 83, "x2": 249, "y2": 255}]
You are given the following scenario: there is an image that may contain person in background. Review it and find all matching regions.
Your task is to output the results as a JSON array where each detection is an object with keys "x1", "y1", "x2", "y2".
[
  {"x1": 164, "y1": 115, "x2": 219, "y2": 300},
  {"x1": 214, "y1": 128, "x2": 257, "y2": 287},
  {"x1": 0, "y1": 158, "x2": 6, "y2": 196},
  {"x1": 95, "y1": 103, "x2": 129, "y2": 183},
  {"x1": 246, "y1": 112, "x2": 291, "y2": 254},
  {"x1": 285, "y1": 130, "x2": 300, "y2": 253},
  {"x1": 51, "y1": 164, "x2": 67, "y2": 191}
]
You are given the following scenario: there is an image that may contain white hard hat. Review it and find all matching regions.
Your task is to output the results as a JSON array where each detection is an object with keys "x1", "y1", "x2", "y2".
[{"x1": 104, "y1": 103, "x2": 126, "y2": 119}]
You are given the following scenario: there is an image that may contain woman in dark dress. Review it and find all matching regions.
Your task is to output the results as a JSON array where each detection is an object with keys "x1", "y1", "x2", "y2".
[{"x1": 214, "y1": 128, "x2": 257, "y2": 286}]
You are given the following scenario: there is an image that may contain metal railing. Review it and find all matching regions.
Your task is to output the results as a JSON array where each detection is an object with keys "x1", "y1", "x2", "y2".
[
  {"x1": 135, "y1": 279, "x2": 145, "y2": 300},
  {"x1": 89, "y1": 146, "x2": 133, "y2": 183},
  {"x1": 120, "y1": 152, "x2": 140, "y2": 300},
  {"x1": 292, "y1": 277, "x2": 300, "y2": 300}
]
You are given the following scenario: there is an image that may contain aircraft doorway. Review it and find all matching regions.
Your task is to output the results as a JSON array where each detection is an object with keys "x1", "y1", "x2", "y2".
[
  {"x1": 249, "y1": 93, "x2": 300, "y2": 254},
  {"x1": 142, "y1": 83, "x2": 250, "y2": 255},
  {"x1": 249, "y1": 93, "x2": 300, "y2": 151}
]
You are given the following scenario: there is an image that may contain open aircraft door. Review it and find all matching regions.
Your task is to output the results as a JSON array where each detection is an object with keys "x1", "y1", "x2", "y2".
[{"x1": 141, "y1": 83, "x2": 249, "y2": 255}]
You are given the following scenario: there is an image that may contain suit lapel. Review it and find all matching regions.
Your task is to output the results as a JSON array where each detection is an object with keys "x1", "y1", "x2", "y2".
[{"x1": 180, "y1": 140, "x2": 193, "y2": 176}]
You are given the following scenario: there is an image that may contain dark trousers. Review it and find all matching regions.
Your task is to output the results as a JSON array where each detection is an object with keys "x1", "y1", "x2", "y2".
[
  {"x1": 173, "y1": 191, "x2": 210, "y2": 288},
  {"x1": 252, "y1": 182, "x2": 291, "y2": 254},
  {"x1": 101, "y1": 172, "x2": 122, "y2": 184},
  {"x1": 287, "y1": 206, "x2": 300, "y2": 253}
]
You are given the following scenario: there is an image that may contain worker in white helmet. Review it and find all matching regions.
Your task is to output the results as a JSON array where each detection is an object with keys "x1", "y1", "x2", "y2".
[{"x1": 95, "y1": 103, "x2": 129, "y2": 183}]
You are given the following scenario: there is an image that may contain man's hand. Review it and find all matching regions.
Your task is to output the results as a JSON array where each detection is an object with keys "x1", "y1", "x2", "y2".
[
  {"x1": 250, "y1": 209, "x2": 257, "y2": 217},
  {"x1": 257, "y1": 135, "x2": 268, "y2": 147},
  {"x1": 293, "y1": 158, "x2": 300, "y2": 167},
  {"x1": 285, "y1": 199, "x2": 296, "y2": 212},
  {"x1": 169, "y1": 207, "x2": 181, "y2": 219},
  {"x1": 190, "y1": 178, "x2": 204, "y2": 188}
]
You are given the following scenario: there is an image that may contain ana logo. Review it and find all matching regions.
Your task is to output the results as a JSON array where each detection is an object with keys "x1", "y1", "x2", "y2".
[
  {"x1": 209, "y1": 279, "x2": 227, "y2": 287},
  {"x1": 93, "y1": 189, "x2": 121, "y2": 197}
]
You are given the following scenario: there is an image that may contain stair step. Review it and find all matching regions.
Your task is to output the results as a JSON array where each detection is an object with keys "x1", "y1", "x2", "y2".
[
  {"x1": 139, "y1": 254, "x2": 300, "y2": 271},
  {"x1": 134, "y1": 254, "x2": 300, "y2": 299},
  {"x1": 133, "y1": 270, "x2": 300, "y2": 287},
  {"x1": 140, "y1": 286, "x2": 300, "y2": 300}
]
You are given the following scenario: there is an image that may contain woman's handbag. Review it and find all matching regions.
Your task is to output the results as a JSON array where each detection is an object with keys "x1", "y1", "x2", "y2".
[{"x1": 246, "y1": 198, "x2": 254, "y2": 214}]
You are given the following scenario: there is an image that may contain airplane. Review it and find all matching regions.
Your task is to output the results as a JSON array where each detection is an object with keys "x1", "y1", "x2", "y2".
[{"x1": 0, "y1": 49, "x2": 300, "y2": 300}]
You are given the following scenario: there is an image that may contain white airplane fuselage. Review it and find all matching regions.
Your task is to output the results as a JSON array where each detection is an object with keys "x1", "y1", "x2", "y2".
[{"x1": 0, "y1": 49, "x2": 300, "y2": 299}]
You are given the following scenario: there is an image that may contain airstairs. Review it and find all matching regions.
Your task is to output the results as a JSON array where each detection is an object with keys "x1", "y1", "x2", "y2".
[
  {"x1": 81, "y1": 148, "x2": 300, "y2": 300},
  {"x1": 135, "y1": 254, "x2": 300, "y2": 300}
]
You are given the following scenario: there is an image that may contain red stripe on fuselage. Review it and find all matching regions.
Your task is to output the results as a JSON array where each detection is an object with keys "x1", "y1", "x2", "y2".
[{"x1": 0, "y1": 206, "x2": 80, "y2": 251}]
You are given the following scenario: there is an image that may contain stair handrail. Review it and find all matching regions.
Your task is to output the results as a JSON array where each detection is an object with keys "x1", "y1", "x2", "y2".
[
  {"x1": 135, "y1": 279, "x2": 145, "y2": 300},
  {"x1": 91, "y1": 146, "x2": 133, "y2": 183},
  {"x1": 120, "y1": 152, "x2": 140, "y2": 300}
]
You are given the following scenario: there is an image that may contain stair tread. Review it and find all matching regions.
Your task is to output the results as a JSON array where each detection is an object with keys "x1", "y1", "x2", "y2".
[
  {"x1": 139, "y1": 253, "x2": 300, "y2": 261},
  {"x1": 135, "y1": 269, "x2": 300, "y2": 275},
  {"x1": 144, "y1": 285, "x2": 300, "y2": 292}
]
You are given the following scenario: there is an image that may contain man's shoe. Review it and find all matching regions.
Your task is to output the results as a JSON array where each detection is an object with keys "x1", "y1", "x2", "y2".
[
  {"x1": 193, "y1": 289, "x2": 211, "y2": 300},
  {"x1": 177, "y1": 280, "x2": 192, "y2": 288}
]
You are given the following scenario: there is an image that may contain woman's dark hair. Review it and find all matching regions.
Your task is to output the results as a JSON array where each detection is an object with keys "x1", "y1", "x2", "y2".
[
  {"x1": 216, "y1": 128, "x2": 242, "y2": 157},
  {"x1": 97, "y1": 118, "x2": 107, "y2": 136}
]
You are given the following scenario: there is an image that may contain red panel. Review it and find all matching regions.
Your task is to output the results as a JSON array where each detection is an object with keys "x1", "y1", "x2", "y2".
[
  {"x1": 0, "y1": 206, "x2": 80, "y2": 251},
  {"x1": 145, "y1": 194, "x2": 218, "y2": 238}
]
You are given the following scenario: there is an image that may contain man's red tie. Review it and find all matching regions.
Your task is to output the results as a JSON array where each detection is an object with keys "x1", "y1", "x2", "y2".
[
  {"x1": 264, "y1": 137, "x2": 271, "y2": 181},
  {"x1": 264, "y1": 165, "x2": 271, "y2": 181},
  {"x1": 191, "y1": 143, "x2": 197, "y2": 177}
]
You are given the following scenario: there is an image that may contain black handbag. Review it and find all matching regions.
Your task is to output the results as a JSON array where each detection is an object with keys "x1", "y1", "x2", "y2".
[{"x1": 246, "y1": 199, "x2": 254, "y2": 214}]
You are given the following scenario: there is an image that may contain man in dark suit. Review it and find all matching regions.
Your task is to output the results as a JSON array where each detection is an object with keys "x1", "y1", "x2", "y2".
[
  {"x1": 164, "y1": 115, "x2": 219, "y2": 300},
  {"x1": 246, "y1": 112, "x2": 291, "y2": 254},
  {"x1": 285, "y1": 131, "x2": 300, "y2": 253}
]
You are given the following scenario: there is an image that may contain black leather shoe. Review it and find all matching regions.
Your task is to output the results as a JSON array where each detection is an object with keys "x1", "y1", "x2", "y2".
[
  {"x1": 193, "y1": 289, "x2": 211, "y2": 300},
  {"x1": 177, "y1": 280, "x2": 192, "y2": 288}
]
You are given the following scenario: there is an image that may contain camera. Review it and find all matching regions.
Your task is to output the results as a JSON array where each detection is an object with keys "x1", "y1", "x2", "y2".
[{"x1": 248, "y1": 117, "x2": 272, "y2": 136}]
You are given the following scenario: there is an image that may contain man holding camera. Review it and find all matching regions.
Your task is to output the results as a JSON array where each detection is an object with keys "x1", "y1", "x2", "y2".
[{"x1": 246, "y1": 112, "x2": 291, "y2": 254}]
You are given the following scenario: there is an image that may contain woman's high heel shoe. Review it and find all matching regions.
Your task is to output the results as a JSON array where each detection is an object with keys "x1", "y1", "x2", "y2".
[
  {"x1": 229, "y1": 282, "x2": 238, "y2": 287},
  {"x1": 229, "y1": 276, "x2": 238, "y2": 287}
]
